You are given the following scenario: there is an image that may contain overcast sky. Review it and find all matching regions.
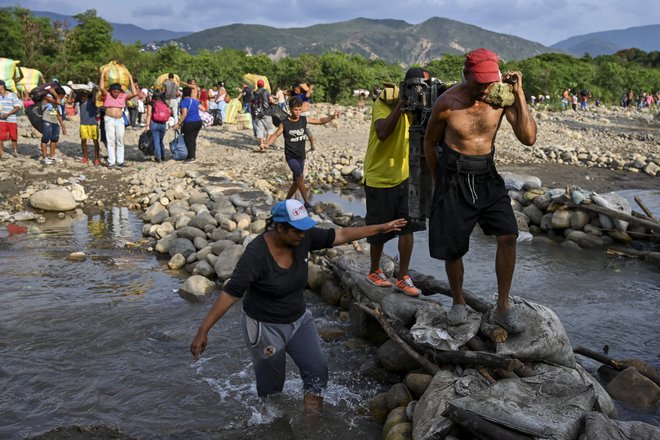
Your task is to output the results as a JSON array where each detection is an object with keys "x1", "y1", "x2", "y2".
[{"x1": 3, "y1": 0, "x2": 659, "y2": 46}]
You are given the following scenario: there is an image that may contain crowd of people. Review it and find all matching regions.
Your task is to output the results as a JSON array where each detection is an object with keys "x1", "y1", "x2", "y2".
[
  {"x1": 0, "y1": 69, "x2": 324, "y2": 167},
  {"x1": 622, "y1": 88, "x2": 659, "y2": 109}
]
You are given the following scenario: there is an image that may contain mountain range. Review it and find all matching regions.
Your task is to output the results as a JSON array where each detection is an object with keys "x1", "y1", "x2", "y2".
[
  {"x1": 168, "y1": 17, "x2": 551, "y2": 63},
  {"x1": 29, "y1": 10, "x2": 660, "y2": 63},
  {"x1": 31, "y1": 10, "x2": 191, "y2": 44},
  {"x1": 551, "y1": 24, "x2": 660, "y2": 56}
]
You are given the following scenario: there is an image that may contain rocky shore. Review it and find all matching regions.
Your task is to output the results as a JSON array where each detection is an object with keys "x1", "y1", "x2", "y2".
[{"x1": 0, "y1": 104, "x2": 658, "y2": 219}]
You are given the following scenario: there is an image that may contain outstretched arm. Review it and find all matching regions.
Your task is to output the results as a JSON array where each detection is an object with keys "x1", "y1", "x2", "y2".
[
  {"x1": 190, "y1": 291, "x2": 240, "y2": 361},
  {"x1": 308, "y1": 111, "x2": 340, "y2": 125},
  {"x1": 503, "y1": 71, "x2": 537, "y2": 146},
  {"x1": 333, "y1": 218, "x2": 407, "y2": 245}
]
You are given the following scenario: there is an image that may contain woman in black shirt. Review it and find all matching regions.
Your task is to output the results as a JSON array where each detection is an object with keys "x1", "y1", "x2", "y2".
[{"x1": 191, "y1": 199, "x2": 406, "y2": 412}]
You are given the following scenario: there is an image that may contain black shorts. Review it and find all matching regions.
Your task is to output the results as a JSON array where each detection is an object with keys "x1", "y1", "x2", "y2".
[
  {"x1": 364, "y1": 179, "x2": 426, "y2": 245},
  {"x1": 428, "y1": 169, "x2": 518, "y2": 261}
]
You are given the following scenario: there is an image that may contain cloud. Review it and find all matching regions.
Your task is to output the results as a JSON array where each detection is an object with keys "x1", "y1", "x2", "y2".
[
  {"x1": 3, "y1": 0, "x2": 659, "y2": 46},
  {"x1": 133, "y1": 4, "x2": 175, "y2": 18}
]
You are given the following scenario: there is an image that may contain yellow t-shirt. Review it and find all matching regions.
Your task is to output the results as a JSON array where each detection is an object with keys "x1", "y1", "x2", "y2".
[{"x1": 363, "y1": 98, "x2": 411, "y2": 188}]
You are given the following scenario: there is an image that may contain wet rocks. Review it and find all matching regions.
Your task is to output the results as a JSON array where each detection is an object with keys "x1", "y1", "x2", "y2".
[
  {"x1": 605, "y1": 368, "x2": 660, "y2": 408},
  {"x1": 377, "y1": 339, "x2": 421, "y2": 375},
  {"x1": 178, "y1": 275, "x2": 215, "y2": 301},
  {"x1": 67, "y1": 251, "x2": 87, "y2": 262},
  {"x1": 505, "y1": 175, "x2": 656, "y2": 249}
]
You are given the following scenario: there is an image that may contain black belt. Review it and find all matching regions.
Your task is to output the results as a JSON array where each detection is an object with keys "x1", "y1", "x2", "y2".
[{"x1": 438, "y1": 144, "x2": 494, "y2": 175}]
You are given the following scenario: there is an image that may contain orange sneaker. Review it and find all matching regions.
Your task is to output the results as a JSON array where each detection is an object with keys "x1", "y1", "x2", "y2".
[
  {"x1": 394, "y1": 275, "x2": 421, "y2": 297},
  {"x1": 367, "y1": 269, "x2": 392, "y2": 287}
]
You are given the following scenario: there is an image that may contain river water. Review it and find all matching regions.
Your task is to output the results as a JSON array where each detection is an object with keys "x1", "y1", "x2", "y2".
[{"x1": 1, "y1": 191, "x2": 658, "y2": 439}]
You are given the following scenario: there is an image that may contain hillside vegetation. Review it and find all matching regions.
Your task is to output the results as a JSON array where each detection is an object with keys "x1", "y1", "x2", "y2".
[
  {"x1": 171, "y1": 17, "x2": 549, "y2": 64},
  {"x1": 1, "y1": 8, "x2": 658, "y2": 105}
]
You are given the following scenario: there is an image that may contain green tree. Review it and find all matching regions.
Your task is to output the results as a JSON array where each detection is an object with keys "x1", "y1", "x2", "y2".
[
  {"x1": 0, "y1": 7, "x2": 25, "y2": 60},
  {"x1": 425, "y1": 54, "x2": 465, "y2": 83},
  {"x1": 70, "y1": 9, "x2": 113, "y2": 62},
  {"x1": 318, "y1": 52, "x2": 363, "y2": 103}
]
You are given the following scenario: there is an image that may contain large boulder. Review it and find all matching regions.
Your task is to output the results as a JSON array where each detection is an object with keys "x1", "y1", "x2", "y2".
[
  {"x1": 177, "y1": 226, "x2": 207, "y2": 240},
  {"x1": 143, "y1": 202, "x2": 167, "y2": 222},
  {"x1": 169, "y1": 238, "x2": 196, "y2": 258},
  {"x1": 213, "y1": 244, "x2": 245, "y2": 280},
  {"x1": 377, "y1": 339, "x2": 420, "y2": 375},
  {"x1": 605, "y1": 367, "x2": 660, "y2": 408},
  {"x1": 566, "y1": 230, "x2": 605, "y2": 248},
  {"x1": 29, "y1": 189, "x2": 77, "y2": 212},
  {"x1": 188, "y1": 212, "x2": 218, "y2": 230}
]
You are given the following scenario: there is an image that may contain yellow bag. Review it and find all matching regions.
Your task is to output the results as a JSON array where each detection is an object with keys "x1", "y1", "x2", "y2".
[
  {"x1": 242, "y1": 74, "x2": 271, "y2": 93},
  {"x1": 16, "y1": 67, "x2": 44, "y2": 96},
  {"x1": 379, "y1": 82, "x2": 400, "y2": 106},
  {"x1": 0, "y1": 57, "x2": 22, "y2": 92},
  {"x1": 224, "y1": 98, "x2": 242, "y2": 124},
  {"x1": 98, "y1": 60, "x2": 132, "y2": 106},
  {"x1": 100, "y1": 60, "x2": 131, "y2": 90}
]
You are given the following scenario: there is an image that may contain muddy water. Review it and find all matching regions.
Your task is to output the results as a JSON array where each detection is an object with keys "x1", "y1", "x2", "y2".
[{"x1": 1, "y1": 190, "x2": 658, "y2": 439}]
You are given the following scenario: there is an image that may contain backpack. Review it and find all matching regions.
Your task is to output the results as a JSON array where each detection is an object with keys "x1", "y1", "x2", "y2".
[
  {"x1": 138, "y1": 130, "x2": 154, "y2": 156},
  {"x1": 252, "y1": 90, "x2": 271, "y2": 118},
  {"x1": 152, "y1": 100, "x2": 171, "y2": 123}
]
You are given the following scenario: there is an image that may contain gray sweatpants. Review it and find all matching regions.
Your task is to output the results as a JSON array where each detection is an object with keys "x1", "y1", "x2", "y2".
[{"x1": 241, "y1": 309, "x2": 328, "y2": 397}]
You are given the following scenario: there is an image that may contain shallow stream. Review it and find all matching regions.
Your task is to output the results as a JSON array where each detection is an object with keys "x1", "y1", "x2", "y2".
[{"x1": 0, "y1": 190, "x2": 658, "y2": 439}]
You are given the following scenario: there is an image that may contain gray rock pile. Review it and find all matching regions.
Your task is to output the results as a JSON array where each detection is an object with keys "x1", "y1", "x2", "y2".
[{"x1": 501, "y1": 172, "x2": 657, "y2": 249}]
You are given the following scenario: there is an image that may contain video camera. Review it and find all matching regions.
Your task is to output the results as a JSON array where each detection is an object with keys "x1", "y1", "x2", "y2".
[
  {"x1": 399, "y1": 77, "x2": 449, "y2": 126},
  {"x1": 399, "y1": 76, "x2": 451, "y2": 223}
]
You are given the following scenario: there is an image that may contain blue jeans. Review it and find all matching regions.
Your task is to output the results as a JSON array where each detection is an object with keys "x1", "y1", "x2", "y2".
[
  {"x1": 41, "y1": 121, "x2": 60, "y2": 143},
  {"x1": 150, "y1": 122, "x2": 167, "y2": 160}
]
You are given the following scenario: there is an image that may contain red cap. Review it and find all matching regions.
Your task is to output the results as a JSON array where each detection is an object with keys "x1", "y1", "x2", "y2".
[
  {"x1": 257, "y1": 79, "x2": 264, "y2": 87},
  {"x1": 464, "y1": 48, "x2": 501, "y2": 84}
]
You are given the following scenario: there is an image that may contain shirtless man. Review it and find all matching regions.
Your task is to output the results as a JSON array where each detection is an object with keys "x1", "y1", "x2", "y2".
[{"x1": 423, "y1": 48, "x2": 537, "y2": 332}]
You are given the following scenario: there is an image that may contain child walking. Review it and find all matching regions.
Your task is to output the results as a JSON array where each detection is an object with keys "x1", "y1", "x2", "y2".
[
  {"x1": 78, "y1": 90, "x2": 100, "y2": 164},
  {"x1": 263, "y1": 96, "x2": 339, "y2": 208}
]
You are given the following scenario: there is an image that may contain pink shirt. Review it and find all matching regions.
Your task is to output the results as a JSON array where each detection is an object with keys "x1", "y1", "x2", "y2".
[{"x1": 104, "y1": 92, "x2": 128, "y2": 108}]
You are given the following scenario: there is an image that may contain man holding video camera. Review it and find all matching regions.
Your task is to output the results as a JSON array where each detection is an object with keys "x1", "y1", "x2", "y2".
[
  {"x1": 362, "y1": 68, "x2": 430, "y2": 297},
  {"x1": 423, "y1": 48, "x2": 537, "y2": 332}
]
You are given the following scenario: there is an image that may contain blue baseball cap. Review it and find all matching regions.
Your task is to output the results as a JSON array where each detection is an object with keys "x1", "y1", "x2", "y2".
[{"x1": 271, "y1": 200, "x2": 317, "y2": 231}]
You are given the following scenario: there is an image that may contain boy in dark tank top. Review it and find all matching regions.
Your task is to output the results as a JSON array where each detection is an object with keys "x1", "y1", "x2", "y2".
[{"x1": 263, "y1": 96, "x2": 340, "y2": 209}]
